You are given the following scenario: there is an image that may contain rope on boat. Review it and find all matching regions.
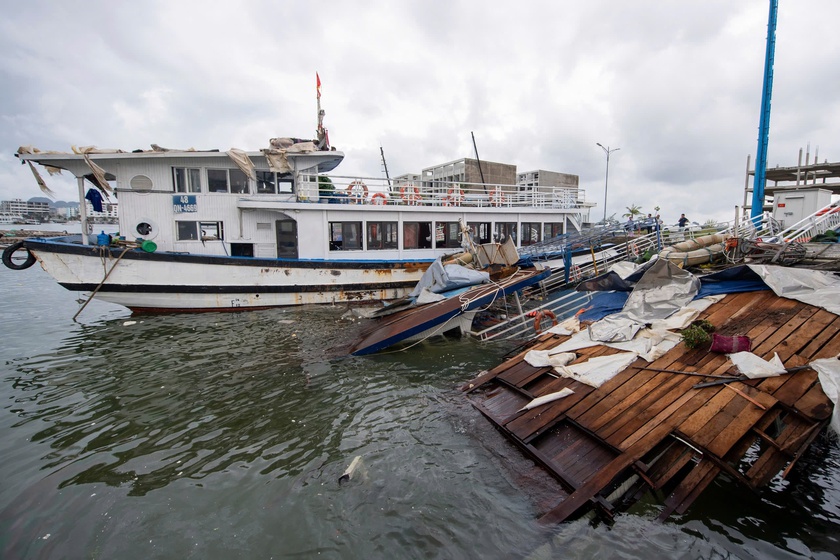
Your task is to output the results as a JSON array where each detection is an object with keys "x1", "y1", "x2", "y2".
[{"x1": 73, "y1": 246, "x2": 131, "y2": 321}]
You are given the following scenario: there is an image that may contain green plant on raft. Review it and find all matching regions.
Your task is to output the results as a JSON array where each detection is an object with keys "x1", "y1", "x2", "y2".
[
  {"x1": 690, "y1": 319, "x2": 716, "y2": 333},
  {"x1": 681, "y1": 324, "x2": 712, "y2": 349}
]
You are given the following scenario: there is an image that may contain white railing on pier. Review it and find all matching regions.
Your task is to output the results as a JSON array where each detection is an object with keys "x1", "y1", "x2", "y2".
[
  {"x1": 298, "y1": 174, "x2": 589, "y2": 210},
  {"x1": 777, "y1": 200, "x2": 840, "y2": 243}
]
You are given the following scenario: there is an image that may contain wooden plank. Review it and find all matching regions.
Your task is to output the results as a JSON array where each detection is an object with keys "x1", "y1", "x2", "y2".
[
  {"x1": 600, "y1": 373, "x2": 724, "y2": 448},
  {"x1": 774, "y1": 307, "x2": 837, "y2": 360},
  {"x1": 572, "y1": 369, "x2": 671, "y2": 430},
  {"x1": 674, "y1": 386, "x2": 739, "y2": 439},
  {"x1": 767, "y1": 370, "x2": 820, "y2": 409},
  {"x1": 647, "y1": 444, "x2": 698, "y2": 490},
  {"x1": 751, "y1": 305, "x2": 821, "y2": 359},
  {"x1": 815, "y1": 329, "x2": 840, "y2": 358},
  {"x1": 594, "y1": 373, "x2": 691, "y2": 439},
  {"x1": 703, "y1": 394, "x2": 777, "y2": 458},
  {"x1": 618, "y1": 386, "x2": 712, "y2": 451},
  {"x1": 498, "y1": 360, "x2": 549, "y2": 386},
  {"x1": 701, "y1": 291, "x2": 772, "y2": 327},
  {"x1": 538, "y1": 387, "x2": 705, "y2": 524},
  {"x1": 658, "y1": 459, "x2": 720, "y2": 520},
  {"x1": 507, "y1": 354, "x2": 645, "y2": 439},
  {"x1": 506, "y1": 382, "x2": 593, "y2": 441},
  {"x1": 800, "y1": 315, "x2": 840, "y2": 358},
  {"x1": 793, "y1": 382, "x2": 834, "y2": 421}
]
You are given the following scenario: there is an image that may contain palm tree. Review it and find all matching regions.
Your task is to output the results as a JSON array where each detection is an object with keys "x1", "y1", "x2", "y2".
[{"x1": 623, "y1": 204, "x2": 643, "y2": 219}]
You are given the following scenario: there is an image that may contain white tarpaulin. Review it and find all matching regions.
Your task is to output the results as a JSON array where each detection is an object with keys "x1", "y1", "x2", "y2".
[
  {"x1": 748, "y1": 265, "x2": 840, "y2": 316},
  {"x1": 554, "y1": 352, "x2": 640, "y2": 388},
  {"x1": 728, "y1": 351, "x2": 787, "y2": 379},
  {"x1": 647, "y1": 295, "x2": 725, "y2": 331},
  {"x1": 587, "y1": 259, "x2": 700, "y2": 343},
  {"x1": 409, "y1": 260, "x2": 489, "y2": 297},
  {"x1": 810, "y1": 356, "x2": 840, "y2": 437},
  {"x1": 227, "y1": 148, "x2": 256, "y2": 181},
  {"x1": 545, "y1": 316, "x2": 582, "y2": 336},
  {"x1": 622, "y1": 258, "x2": 701, "y2": 322},
  {"x1": 524, "y1": 350, "x2": 576, "y2": 368},
  {"x1": 518, "y1": 388, "x2": 575, "y2": 411},
  {"x1": 545, "y1": 326, "x2": 677, "y2": 363}
]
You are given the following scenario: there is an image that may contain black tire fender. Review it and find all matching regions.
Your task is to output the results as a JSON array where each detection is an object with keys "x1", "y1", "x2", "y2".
[{"x1": 2, "y1": 241, "x2": 37, "y2": 270}]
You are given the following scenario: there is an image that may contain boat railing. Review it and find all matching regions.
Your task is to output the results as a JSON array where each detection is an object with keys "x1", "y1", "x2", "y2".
[
  {"x1": 473, "y1": 288, "x2": 594, "y2": 341},
  {"x1": 775, "y1": 200, "x2": 840, "y2": 243},
  {"x1": 297, "y1": 174, "x2": 589, "y2": 210},
  {"x1": 478, "y1": 230, "x2": 662, "y2": 341}
]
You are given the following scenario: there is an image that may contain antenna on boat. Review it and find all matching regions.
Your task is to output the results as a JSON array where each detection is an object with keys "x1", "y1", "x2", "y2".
[
  {"x1": 380, "y1": 146, "x2": 391, "y2": 187},
  {"x1": 315, "y1": 72, "x2": 328, "y2": 149},
  {"x1": 471, "y1": 131, "x2": 488, "y2": 194}
]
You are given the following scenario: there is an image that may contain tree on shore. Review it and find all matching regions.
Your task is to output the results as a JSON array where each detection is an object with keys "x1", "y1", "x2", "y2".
[{"x1": 623, "y1": 204, "x2": 643, "y2": 219}]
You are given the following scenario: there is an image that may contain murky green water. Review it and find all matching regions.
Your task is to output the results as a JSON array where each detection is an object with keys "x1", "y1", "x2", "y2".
[{"x1": 1, "y1": 264, "x2": 838, "y2": 559}]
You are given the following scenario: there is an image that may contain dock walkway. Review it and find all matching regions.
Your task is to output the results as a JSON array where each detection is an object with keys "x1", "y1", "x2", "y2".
[{"x1": 461, "y1": 289, "x2": 837, "y2": 524}]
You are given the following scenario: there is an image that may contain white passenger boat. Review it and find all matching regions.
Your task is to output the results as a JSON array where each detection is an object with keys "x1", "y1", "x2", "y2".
[{"x1": 4, "y1": 107, "x2": 592, "y2": 313}]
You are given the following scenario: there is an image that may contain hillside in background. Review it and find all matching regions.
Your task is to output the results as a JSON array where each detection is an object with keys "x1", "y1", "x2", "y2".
[{"x1": 28, "y1": 197, "x2": 79, "y2": 209}]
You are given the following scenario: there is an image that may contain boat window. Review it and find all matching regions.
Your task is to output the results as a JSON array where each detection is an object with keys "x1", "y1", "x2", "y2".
[
  {"x1": 256, "y1": 171, "x2": 276, "y2": 194},
  {"x1": 494, "y1": 222, "x2": 517, "y2": 244},
  {"x1": 277, "y1": 173, "x2": 294, "y2": 194},
  {"x1": 208, "y1": 169, "x2": 249, "y2": 194},
  {"x1": 177, "y1": 221, "x2": 224, "y2": 241},
  {"x1": 544, "y1": 223, "x2": 564, "y2": 240},
  {"x1": 231, "y1": 243, "x2": 254, "y2": 257},
  {"x1": 367, "y1": 222, "x2": 398, "y2": 250},
  {"x1": 173, "y1": 167, "x2": 201, "y2": 193},
  {"x1": 435, "y1": 222, "x2": 461, "y2": 249},
  {"x1": 255, "y1": 171, "x2": 294, "y2": 194},
  {"x1": 467, "y1": 222, "x2": 492, "y2": 244},
  {"x1": 329, "y1": 221, "x2": 362, "y2": 251},
  {"x1": 403, "y1": 222, "x2": 432, "y2": 249},
  {"x1": 520, "y1": 222, "x2": 541, "y2": 246}
]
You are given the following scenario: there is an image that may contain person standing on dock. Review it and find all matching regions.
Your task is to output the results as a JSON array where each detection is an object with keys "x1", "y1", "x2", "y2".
[{"x1": 678, "y1": 213, "x2": 689, "y2": 231}]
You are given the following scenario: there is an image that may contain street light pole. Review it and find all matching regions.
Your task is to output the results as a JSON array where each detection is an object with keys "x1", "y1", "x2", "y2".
[{"x1": 596, "y1": 143, "x2": 620, "y2": 223}]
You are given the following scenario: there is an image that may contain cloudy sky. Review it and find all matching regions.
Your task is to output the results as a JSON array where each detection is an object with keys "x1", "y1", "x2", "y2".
[{"x1": 1, "y1": 0, "x2": 838, "y2": 224}]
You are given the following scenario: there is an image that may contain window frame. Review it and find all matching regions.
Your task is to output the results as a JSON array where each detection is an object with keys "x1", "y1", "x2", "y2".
[
  {"x1": 176, "y1": 220, "x2": 225, "y2": 241},
  {"x1": 494, "y1": 222, "x2": 517, "y2": 244},
  {"x1": 329, "y1": 221, "x2": 363, "y2": 251},
  {"x1": 403, "y1": 221, "x2": 433, "y2": 249},
  {"x1": 207, "y1": 168, "x2": 249, "y2": 194},
  {"x1": 520, "y1": 222, "x2": 542, "y2": 246},
  {"x1": 434, "y1": 221, "x2": 461, "y2": 249},
  {"x1": 366, "y1": 221, "x2": 399, "y2": 250},
  {"x1": 173, "y1": 167, "x2": 201, "y2": 193}
]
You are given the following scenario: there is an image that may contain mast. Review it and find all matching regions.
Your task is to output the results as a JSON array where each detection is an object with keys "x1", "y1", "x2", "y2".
[
  {"x1": 750, "y1": 0, "x2": 778, "y2": 221},
  {"x1": 315, "y1": 72, "x2": 327, "y2": 149},
  {"x1": 471, "y1": 131, "x2": 487, "y2": 192},
  {"x1": 380, "y1": 146, "x2": 391, "y2": 186}
]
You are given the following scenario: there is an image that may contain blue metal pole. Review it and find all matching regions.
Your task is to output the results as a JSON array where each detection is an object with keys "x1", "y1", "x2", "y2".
[{"x1": 750, "y1": 0, "x2": 779, "y2": 221}]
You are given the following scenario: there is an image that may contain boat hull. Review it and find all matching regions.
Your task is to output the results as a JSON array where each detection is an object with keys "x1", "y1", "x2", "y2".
[{"x1": 24, "y1": 238, "x2": 431, "y2": 312}]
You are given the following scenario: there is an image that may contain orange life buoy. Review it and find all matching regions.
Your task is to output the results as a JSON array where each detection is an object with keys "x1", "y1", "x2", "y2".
[
  {"x1": 400, "y1": 184, "x2": 421, "y2": 205},
  {"x1": 628, "y1": 241, "x2": 640, "y2": 256},
  {"x1": 371, "y1": 192, "x2": 388, "y2": 205},
  {"x1": 444, "y1": 187, "x2": 464, "y2": 207},
  {"x1": 346, "y1": 180, "x2": 368, "y2": 203},
  {"x1": 490, "y1": 187, "x2": 506, "y2": 207},
  {"x1": 533, "y1": 309, "x2": 558, "y2": 334}
]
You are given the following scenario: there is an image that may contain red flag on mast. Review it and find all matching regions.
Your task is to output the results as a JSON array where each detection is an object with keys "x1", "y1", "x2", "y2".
[{"x1": 316, "y1": 72, "x2": 321, "y2": 99}]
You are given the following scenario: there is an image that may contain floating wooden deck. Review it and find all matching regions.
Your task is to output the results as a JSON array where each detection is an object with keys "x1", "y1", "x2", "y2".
[{"x1": 461, "y1": 289, "x2": 838, "y2": 524}]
